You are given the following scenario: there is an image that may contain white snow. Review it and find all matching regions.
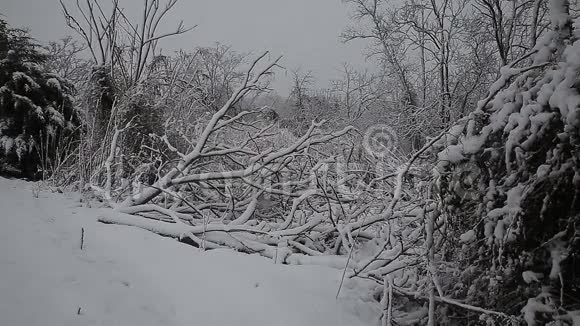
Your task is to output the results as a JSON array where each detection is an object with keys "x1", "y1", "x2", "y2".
[
  {"x1": 0, "y1": 136, "x2": 14, "y2": 155},
  {"x1": 522, "y1": 271, "x2": 543, "y2": 284},
  {"x1": 549, "y1": 240, "x2": 568, "y2": 280},
  {"x1": 549, "y1": 0, "x2": 571, "y2": 30},
  {"x1": 437, "y1": 144, "x2": 465, "y2": 164},
  {"x1": 12, "y1": 71, "x2": 41, "y2": 90},
  {"x1": 521, "y1": 297, "x2": 555, "y2": 326},
  {"x1": 459, "y1": 230, "x2": 476, "y2": 243},
  {"x1": 47, "y1": 78, "x2": 62, "y2": 92},
  {"x1": 46, "y1": 105, "x2": 65, "y2": 127},
  {"x1": 0, "y1": 177, "x2": 379, "y2": 326}
]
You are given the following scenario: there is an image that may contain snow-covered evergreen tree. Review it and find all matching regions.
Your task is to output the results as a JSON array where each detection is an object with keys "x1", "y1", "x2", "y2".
[
  {"x1": 434, "y1": 0, "x2": 579, "y2": 323},
  {"x1": 0, "y1": 19, "x2": 82, "y2": 178}
]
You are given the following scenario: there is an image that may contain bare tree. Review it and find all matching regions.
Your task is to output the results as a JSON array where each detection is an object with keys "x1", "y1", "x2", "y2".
[
  {"x1": 287, "y1": 68, "x2": 315, "y2": 131},
  {"x1": 60, "y1": 0, "x2": 194, "y2": 86},
  {"x1": 195, "y1": 43, "x2": 248, "y2": 110},
  {"x1": 343, "y1": 0, "x2": 419, "y2": 111},
  {"x1": 331, "y1": 63, "x2": 384, "y2": 124},
  {"x1": 60, "y1": 0, "x2": 195, "y2": 189},
  {"x1": 44, "y1": 36, "x2": 88, "y2": 82}
]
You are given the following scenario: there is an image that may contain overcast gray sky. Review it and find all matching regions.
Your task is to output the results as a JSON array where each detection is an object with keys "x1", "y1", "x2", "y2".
[{"x1": 3, "y1": 0, "x2": 370, "y2": 95}]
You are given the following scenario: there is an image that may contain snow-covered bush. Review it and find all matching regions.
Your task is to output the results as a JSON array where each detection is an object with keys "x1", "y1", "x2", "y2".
[
  {"x1": 0, "y1": 19, "x2": 82, "y2": 179},
  {"x1": 433, "y1": 1, "x2": 580, "y2": 323}
]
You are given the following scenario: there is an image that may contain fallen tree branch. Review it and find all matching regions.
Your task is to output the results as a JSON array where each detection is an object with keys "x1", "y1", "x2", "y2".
[{"x1": 394, "y1": 286, "x2": 514, "y2": 319}]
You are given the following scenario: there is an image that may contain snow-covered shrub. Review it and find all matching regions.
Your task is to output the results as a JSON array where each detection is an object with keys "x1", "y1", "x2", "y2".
[
  {"x1": 0, "y1": 19, "x2": 82, "y2": 178},
  {"x1": 433, "y1": 2, "x2": 580, "y2": 323}
]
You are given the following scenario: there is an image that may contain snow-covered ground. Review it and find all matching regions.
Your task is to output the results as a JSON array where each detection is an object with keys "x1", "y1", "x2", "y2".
[{"x1": 0, "y1": 177, "x2": 379, "y2": 326}]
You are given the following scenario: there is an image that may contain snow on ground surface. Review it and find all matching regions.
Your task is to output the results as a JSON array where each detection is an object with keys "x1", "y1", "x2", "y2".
[{"x1": 0, "y1": 177, "x2": 379, "y2": 326}]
